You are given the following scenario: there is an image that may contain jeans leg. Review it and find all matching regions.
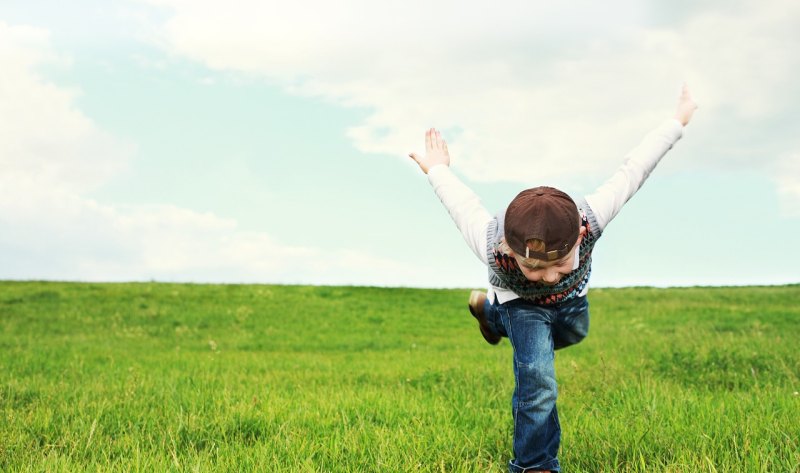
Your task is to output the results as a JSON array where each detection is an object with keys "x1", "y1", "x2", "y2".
[
  {"x1": 499, "y1": 301, "x2": 561, "y2": 473},
  {"x1": 483, "y1": 297, "x2": 508, "y2": 338},
  {"x1": 551, "y1": 296, "x2": 590, "y2": 350}
]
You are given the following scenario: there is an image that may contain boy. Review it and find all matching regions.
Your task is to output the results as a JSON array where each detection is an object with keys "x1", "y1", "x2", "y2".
[{"x1": 408, "y1": 86, "x2": 697, "y2": 472}]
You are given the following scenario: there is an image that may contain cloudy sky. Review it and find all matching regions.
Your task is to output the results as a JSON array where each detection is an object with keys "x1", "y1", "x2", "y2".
[{"x1": 1, "y1": 0, "x2": 798, "y2": 288}]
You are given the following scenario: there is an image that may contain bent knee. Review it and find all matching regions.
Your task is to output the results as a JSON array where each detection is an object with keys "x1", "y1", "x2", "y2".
[
  {"x1": 566, "y1": 326, "x2": 589, "y2": 344},
  {"x1": 554, "y1": 316, "x2": 589, "y2": 349}
]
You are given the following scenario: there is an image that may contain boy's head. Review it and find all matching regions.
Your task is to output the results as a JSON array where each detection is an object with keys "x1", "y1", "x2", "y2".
[{"x1": 504, "y1": 186, "x2": 580, "y2": 261}]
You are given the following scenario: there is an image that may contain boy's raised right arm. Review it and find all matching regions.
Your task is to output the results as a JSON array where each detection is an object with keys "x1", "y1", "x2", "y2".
[
  {"x1": 409, "y1": 128, "x2": 451, "y2": 174},
  {"x1": 410, "y1": 129, "x2": 492, "y2": 265}
]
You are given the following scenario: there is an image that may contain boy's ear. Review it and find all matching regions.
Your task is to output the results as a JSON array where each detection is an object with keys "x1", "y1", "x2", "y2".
[{"x1": 575, "y1": 225, "x2": 587, "y2": 246}]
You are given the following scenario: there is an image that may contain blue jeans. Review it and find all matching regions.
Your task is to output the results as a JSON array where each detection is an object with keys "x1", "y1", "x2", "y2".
[{"x1": 483, "y1": 295, "x2": 590, "y2": 473}]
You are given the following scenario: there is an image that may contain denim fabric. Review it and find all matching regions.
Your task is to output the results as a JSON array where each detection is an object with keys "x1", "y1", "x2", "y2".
[{"x1": 483, "y1": 295, "x2": 590, "y2": 473}]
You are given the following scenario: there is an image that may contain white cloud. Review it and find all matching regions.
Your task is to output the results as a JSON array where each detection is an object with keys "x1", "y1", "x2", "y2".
[
  {"x1": 0, "y1": 23, "x2": 129, "y2": 193},
  {"x1": 0, "y1": 181, "x2": 425, "y2": 285},
  {"x1": 135, "y1": 0, "x2": 800, "y2": 206},
  {"x1": 0, "y1": 20, "x2": 427, "y2": 286}
]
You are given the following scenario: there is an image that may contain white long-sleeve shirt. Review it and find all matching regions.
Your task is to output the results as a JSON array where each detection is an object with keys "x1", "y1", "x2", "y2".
[{"x1": 427, "y1": 119, "x2": 684, "y2": 303}]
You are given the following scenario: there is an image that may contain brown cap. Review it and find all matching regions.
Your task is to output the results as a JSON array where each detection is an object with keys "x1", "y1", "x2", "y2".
[{"x1": 504, "y1": 186, "x2": 580, "y2": 261}]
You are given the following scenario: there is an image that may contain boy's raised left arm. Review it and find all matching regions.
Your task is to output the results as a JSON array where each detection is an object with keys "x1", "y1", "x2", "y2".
[
  {"x1": 674, "y1": 84, "x2": 698, "y2": 126},
  {"x1": 584, "y1": 85, "x2": 698, "y2": 232}
]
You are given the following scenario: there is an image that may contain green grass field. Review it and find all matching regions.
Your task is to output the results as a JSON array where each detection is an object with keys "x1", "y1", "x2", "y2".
[{"x1": 1, "y1": 282, "x2": 798, "y2": 472}]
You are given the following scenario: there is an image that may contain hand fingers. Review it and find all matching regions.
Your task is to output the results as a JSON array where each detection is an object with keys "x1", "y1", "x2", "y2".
[
  {"x1": 425, "y1": 127, "x2": 446, "y2": 151},
  {"x1": 677, "y1": 83, "x2": 698, "y2": 111},
  {"x1": 409, "y1": 152, "x2": 420, "y2": 164},
  {"x1": 683, "y1": 85, "x2": 698, "y2": 109},
  {"x1": 681, "y1": 83, "x2": 693, "y2": 100}
]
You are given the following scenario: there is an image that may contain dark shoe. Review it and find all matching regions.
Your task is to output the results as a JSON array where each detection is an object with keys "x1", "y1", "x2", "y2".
[{"x1": 468, "y1": 291, "x2": 501, "y2": 345}]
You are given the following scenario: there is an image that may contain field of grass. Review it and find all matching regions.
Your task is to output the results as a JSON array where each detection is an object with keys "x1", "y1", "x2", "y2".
[{"x1": 1, "y1": 281, "x2": 798, "y2": 472}]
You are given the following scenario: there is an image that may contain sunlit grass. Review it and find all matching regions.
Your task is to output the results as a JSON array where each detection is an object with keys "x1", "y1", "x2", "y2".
[{"x1": 1, "y1": 282, "x2": 798, "y2": 472}]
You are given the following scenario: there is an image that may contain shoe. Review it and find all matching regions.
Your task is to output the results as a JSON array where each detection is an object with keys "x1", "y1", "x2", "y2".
[{"x1": 468, "y1": 291, "x2": 501, "y2": 345}]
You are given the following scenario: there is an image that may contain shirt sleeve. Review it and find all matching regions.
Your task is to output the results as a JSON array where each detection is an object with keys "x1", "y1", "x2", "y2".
[
  {"x1": 427, "y1": 165, "x2": 492, "y2": 264},
  {"x1": 584, "y1": 119, "x2": 684, "y2": 232}
]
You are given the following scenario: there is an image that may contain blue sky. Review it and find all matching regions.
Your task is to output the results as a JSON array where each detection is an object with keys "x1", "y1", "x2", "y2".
[{"x1": 1, "y1": 0, "x2": 798, "y2": 288}]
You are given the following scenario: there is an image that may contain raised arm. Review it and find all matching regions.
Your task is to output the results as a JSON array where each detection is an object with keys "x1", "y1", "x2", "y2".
[
  {"x1": 585, "y1": 85, "x2": 697, "y2": 231},
  {"x1": 674, "y1": 84, "x2": 698, "y2": 126},
  {"x1": 409, "y1": 128, "x2": 492, "y2": 264},
  {"x1": 409, "y1": 128, "x2": 450, "y2": 173}
]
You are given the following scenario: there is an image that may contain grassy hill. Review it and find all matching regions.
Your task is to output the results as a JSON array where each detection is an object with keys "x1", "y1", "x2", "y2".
[{"x1": 1, "y1": 282, "x2": 798, "y2": 472}]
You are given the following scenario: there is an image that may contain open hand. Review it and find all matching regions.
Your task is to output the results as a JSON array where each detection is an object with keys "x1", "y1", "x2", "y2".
[
  {"x1": 674, "y1": 83, "x2": 698, "y2": 126},
  {"x1": 409, "y1": 128, "x2": 450, "y2": 174}
]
